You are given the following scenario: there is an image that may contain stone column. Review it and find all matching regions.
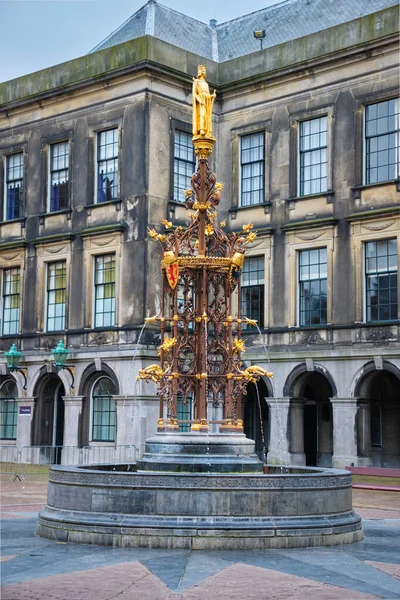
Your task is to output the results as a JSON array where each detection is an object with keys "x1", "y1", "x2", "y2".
[
  {"x1": 289, "y1": 399, "x2": 306, "y2": 465},
  {"x1": 16, "y1": 397, "x2": 36, "y2": 456},
  {"x1": 331, "y1": 398, "x2": 358, "y2": 468},
  {"x1": 266, "y1": 397, "x2": 291, "y2": 466},
  {"x1": 62, "y1": 396, "x2": 84, "y2": 464},
  {"x1": 357, "y1": 399, "x2": 372, "y2": 467}
]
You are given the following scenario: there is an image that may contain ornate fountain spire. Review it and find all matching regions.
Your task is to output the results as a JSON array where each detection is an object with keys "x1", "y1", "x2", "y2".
[{"x1": 138, "y1": 65, "x2": 272, "y2": 433}]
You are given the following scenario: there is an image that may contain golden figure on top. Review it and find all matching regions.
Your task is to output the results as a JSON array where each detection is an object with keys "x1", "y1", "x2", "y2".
[{"x1": 192, "y1": 65, "x2": 216, "y2": 138}]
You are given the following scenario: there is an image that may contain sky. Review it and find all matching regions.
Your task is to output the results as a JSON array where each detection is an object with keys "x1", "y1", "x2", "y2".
[{"x1": 0, "y1": 0, "x2": 282, "y2": 82}]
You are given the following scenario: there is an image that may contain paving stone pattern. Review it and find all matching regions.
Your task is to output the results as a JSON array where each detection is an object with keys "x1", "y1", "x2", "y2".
[{"x1": 1, "y1": 480, "x2": 400, "y2": 599}]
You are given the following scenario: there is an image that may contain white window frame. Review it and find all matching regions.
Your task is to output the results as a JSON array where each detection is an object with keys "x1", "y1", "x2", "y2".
[
  {"x1": 297, "y1": 116, "x2": 328, "y2": 197},
  {"x1": 93, "y1": 254, "x2": 116, "y2": 329},
  {"x1": 3, "y1": 152, "x2": 24, "y2": 221},
  {"x1": 363, "y1": 97, "x2": 400, "y2": 185},
  {"x1": 45, "y1": 261, "x2": 67, "y2": 333},
  {"x1": 1, "y1": 266, "x2": 21, "y2": 336},
  {"x1": 94, "y1": 128, "x2": 119, "y2": 205},
  {"x1": 89, "y1": 375, "x2": 116, "y2": 443},
  {"x1": 239, "y1": 131, "x2": 265, "y2": 208},
  {"x1": 47, "y1": 141, "x2": 69, "y2": 213}
]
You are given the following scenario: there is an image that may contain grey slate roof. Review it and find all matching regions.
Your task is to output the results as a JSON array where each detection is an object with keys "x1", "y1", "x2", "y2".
[{"x1": 90, "y1": 0, "x2": 399, "y2": 62}]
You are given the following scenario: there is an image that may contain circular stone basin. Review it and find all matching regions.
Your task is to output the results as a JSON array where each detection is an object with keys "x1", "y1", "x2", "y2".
[{"x1": 37, "y1": 464, "x2": 363, "y2": 550}]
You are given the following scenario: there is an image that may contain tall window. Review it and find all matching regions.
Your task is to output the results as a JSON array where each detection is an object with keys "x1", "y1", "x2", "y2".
[
  {"x1": 0, "y1": 381, "x2": 18, "y2": 440},
  {"x1": 94, "y1": 255, "x2": 115, "y2": 328},
  {"x1": 365, "y1": 98, "x2": 399, "y2": 184},
  {"x1": 49, "y1": 142, "x2": 69, "y2": 212},
  {"x1": 91, "y1": 377, "x2": 116, "y2": 441},
  {"x1": 240, "y1": 132, "x2": 265, "y2": 206},
  {"x1": 299, "y1": 117, "x2": 327, "y2": 196},
  {"x1": 241, "y1": 256, "x2": 264, "y2": 328},
  {"x1": 365, "y1": 239, "x2": 397, "y2": 322},
  {"x1": 173, "y1": 130, "x2": 195, "y2": 202},
  {"x1": 177, "y1": 395, "x2": 192, "y2": 432},
  {"x1": 298, "y1": 248, "x2": 327, "y2": 326},
  {"x1": 46, "y1": 262, "x2": 66, "y2": 332},
  {"x1": 97, "y1": 129, "x2": 118, "y2": 203},
  {"x1": 5, "y1": 153, "x2": 23, "y2": 220},
  {"x1": 2, "y1": 268, "x2": 20, "y2": 335}
]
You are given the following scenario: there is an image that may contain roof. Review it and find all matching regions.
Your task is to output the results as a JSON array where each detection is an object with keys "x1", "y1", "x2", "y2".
[{"x1": 90, "y1": 0, "x2": 399, "y2": 62}]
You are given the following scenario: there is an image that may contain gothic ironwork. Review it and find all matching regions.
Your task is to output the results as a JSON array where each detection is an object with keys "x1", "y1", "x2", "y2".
[{"x1": 138, "y1": 66, "x2": 272, "y2": 433}]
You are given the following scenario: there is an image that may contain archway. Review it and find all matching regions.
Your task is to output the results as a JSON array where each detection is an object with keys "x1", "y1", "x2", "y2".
[
  {"x1": 33, "y1": 373, "x2": 65, "y2": 463},
  {"x1": 356, "y1": 365, "x2": 400, "y2": 467},
  {"x1": 243, "y1": 377, "x2": 270, "y2": 460},
  {"x1": 286, "y1": 367, "x2": 334, "y2": 467}
]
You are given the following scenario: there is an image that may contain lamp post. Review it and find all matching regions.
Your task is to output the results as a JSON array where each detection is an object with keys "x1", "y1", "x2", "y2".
[
  {"x1": 51, "y1": 340, "x2": 75, "y2": 395},
  {"x1": 4, "y1": 343, "x2": 27, "y2": 396}
]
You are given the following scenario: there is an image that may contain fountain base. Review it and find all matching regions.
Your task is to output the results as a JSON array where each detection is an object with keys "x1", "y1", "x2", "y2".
[{"x1": 37, "y1": 462, "x2": 363, "y2": 550}]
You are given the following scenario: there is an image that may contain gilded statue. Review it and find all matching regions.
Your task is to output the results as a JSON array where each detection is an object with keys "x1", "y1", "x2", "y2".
[{"x1": 192, "y1": 65, "x2": 216, "y2": 138}]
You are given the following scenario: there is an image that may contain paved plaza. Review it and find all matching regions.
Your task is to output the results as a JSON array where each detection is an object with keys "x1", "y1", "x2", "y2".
[{"x1": 1, "y1": 477, "x2": 400, "y2": 599}]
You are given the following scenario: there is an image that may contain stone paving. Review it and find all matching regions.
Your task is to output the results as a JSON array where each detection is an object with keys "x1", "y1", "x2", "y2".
[{"x1": 1, "y1": 477, "x2": 400, "y2": 599}]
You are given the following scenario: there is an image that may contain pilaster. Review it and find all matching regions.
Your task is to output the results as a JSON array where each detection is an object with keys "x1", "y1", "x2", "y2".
[
  {"x1": 357, "y1": 399, "x2": 373, "y2": 466},
  {"x1": 289, "y1": 398, "x2": 306, "y2": 465},
  {"x1": 62, "y1": 396, "x2": 83, "y2": 447},
  {"x1": 16, "y1": 397, "x2": 36, "y2": 449},
  {"x1": 266, "y1": 397, "x2": 291, "y2": 465},
  {"x1": 331, "y1": 397, "x2": 358, "y2": 468}
]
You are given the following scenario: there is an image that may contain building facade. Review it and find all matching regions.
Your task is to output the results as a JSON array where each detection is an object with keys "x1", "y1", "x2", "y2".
[{"x1": 0, "y1": 0, "x2": 399, "y2": 467}]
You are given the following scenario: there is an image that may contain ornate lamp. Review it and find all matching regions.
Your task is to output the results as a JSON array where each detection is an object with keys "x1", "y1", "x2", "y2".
[
  {"x1": 51, "y1": 340, "x2": 75, "y2": 394},
  {"x1": 253, "y1": 29, "x2": 266, "y2": 49},
  {"x1": 4, "y1": 343, "x2": 27, "y2": 395}
]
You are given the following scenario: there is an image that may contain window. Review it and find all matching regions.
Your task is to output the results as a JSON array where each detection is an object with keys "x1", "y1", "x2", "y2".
[
  {"x1": 5, "y1": 153, "x2": 23, "y2": 220},
  {"x1": 177, "y1": 395, "x2": 192, "y2": 432},
  {"x1": 173, "y1": 130, "x2": 195, "y2": 202},
  {"x1": 46, "y1": 262, "x2": 66, "y2": 332},
  {"x1": 365, "y1": 239, "x2": 397, "y2": 322},
  {"x1": 299, "y1": 117, "x2": 327, "y2": 196},
  {"x1": 298, "y1": 248, "x2": 327, "y2": 326},
  {"x1": 241, "y1": 256, "x2": 264, "y2": 328},
  {"x1": 365, "y1": 98, "x2": 399, "y2": 184},
  {"x1": 49, "y1": 142, "x2": 69, "y2": 212},
  {"x1": 240, "y1": 132, "x2": 265, "y2": 206},
  {"x1": 91, "y1": 377, "x2": 116, "y2": 441},
  {"x1": 94, "y1": 255, "x2": 115, "y2": 328},
  {"x1": 2, "y1": 268, "x2": 20, "y2": 335},
  {"x1": 0, "y1": 381, "x2": 18, "y2": 440},
  {"x1": 96, "y1": 129, "x2": 119, "y2": 203}
]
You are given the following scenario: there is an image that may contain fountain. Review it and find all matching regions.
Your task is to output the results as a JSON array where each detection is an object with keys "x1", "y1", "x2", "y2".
[{"x1": 37, "y1": 66, "x2": 363, "y2": 550}]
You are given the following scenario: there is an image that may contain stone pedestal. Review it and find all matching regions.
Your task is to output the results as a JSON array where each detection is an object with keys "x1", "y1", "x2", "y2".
[
  {"x1": 357, "y1": 399, "x2": 372, "y2": 466},
  {"x1": 289, "y1": 399, "x2": 306, "y2": 465},
  {"x1": 137, "y1": 432, "x2": 263, "y2": 473},
  {"x1": 266, "y1": 398, "x2": 291, "y2": 465},
  {"x1": 331, "y1": 398, "x2": 358, "y2": 468},
  {"x1": 16, "y1": 397, "x2": 36, "y2": 450}
]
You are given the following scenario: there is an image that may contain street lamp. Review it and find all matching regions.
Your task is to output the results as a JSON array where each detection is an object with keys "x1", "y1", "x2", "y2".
[
  {"x1": 51, "y1": 340, "x2": 75, "y2": 395},
  {"x1": 4, "y1": 343, "x2": 27, "y2": 396},
  {"x1": 253, "y1": 29, "x2": 266, "y2": 50}
]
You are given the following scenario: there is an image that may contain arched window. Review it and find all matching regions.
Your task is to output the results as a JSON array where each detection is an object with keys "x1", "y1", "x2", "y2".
[
  {"x1": 91, "y1": 377, "x2": 116, "y2": 442},
  {"x1": 0, "y1": 381, "x2": 18, "y2": 440}
]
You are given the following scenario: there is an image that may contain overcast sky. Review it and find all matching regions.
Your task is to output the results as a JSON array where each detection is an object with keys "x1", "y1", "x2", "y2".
[{"x1": 0, "y1": 0, "x2": 281, "y2": 82}]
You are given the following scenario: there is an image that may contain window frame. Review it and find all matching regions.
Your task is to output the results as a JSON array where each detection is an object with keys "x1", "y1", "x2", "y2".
[
  {"x1": 297, "y1": 247, "x2": 328, "y2": 327},
  {"x1": 363, "y1": 98, "x2": 399, "y2": 186},
  {"x1": 1, "y1": 266, "x2": 21, "y2": 336},
  {"x1": 298, "y1": 116, "x2": 328, "y2": 197},
  {"x1": 4, "y1": 152, "x2": 24, "y2": 221},
  {"x1": 172, "y1": 128, "x2": 196, "y2": 203},
  {"x1": 240, "y1": 255, "x2": 265, "y2": 329},
  {"x1": 239, "y1": 131, "x2": 265, "y2": 208},
  {"x1": 45, "y1": 261, "x2": 67, "y2": 333},
  {"x1": 363, "y1": 238, "x2": 398, "y2": 323},
  {"x1": 90, "y1": 376, "x2": 117, "y2": 442},
  {"x1": 47, "y1": 140, "x2": 70, "y2": 213},
  {"x1": 94, "y1": 128, "x2": 120, "y2": 204},
  {"x1": 0, "y1": 380, "x2": 18, "y2": 440},
  {"x1": 93, "y1": 254, "x2": 116, "y2": 329}
]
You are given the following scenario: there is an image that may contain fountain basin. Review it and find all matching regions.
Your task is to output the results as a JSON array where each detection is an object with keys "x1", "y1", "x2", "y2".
[{"x1": 37, "y1": 465, "x2": 363, "y2": 550}]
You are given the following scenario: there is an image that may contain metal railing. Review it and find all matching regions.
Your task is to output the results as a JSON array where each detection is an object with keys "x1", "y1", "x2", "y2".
[{"x1": 0, "y1": 444, "x2": 137, "y2": 477}]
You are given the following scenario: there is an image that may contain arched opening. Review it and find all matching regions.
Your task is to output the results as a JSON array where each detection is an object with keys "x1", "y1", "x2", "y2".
[
  {"x1": 288, "y1": 368, "x2": 334, "y2": 467},
  {"x1": 243, "y1": 378, "x2": 270, "y2": 461},
  {"x1": 79, "y1": 365, "x2": 119, "y2": 446},
  {"x1": 356, "y1": 368, "x2": 400, "y2": 467},
  {"x1": 32, "y1": 373, "x2": 65, "y2": 463}
]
